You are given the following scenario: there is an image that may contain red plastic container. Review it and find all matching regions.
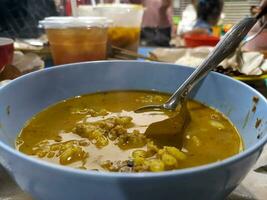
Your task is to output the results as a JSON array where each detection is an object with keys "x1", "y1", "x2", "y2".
[
  {"x1": 184, "y1": 34, "x2": 220, "y2": 48},
  {"x1": 0, "y1": 38, "x2": 14, "y2": 72}
]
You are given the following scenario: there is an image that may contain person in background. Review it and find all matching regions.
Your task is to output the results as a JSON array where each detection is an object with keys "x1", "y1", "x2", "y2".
[
  {"x1": 261, "y1": 0, "x2": 267, "y2": 10},
  {"x1": 123, "y1": 0, "x2": 173, "y2": 47},
  {"x1": 244, "y1": 0, "x2": 267, "y2": 57},
  {"x1": 142, "y1": 0, "x2": 173, "y2": 46},
  {"x1": 260, "y1": 0, "x2": 267, "y2": 21},
  {"x1": 250, "y1": 5, "x2": 260, "y2": 17},
  {"x1": 192, "y1": 0, "x2": 224, "y2": 35},
  {"x1": 176, "y1": 1, "x2": 196, "y2": 36}
]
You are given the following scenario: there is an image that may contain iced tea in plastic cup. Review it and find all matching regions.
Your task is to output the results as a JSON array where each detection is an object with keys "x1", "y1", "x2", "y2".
[
  {"x1": 40, "y1": 17, "x2": 110, "y2": 65},
  {"x1": 78, "y1": 4, "x2": 144, "y2": 53}
]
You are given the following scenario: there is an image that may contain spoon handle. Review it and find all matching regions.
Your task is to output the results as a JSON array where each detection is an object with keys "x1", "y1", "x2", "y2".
[{"x1": 164, "y1": 17, "x2": 258, "y2": 110}]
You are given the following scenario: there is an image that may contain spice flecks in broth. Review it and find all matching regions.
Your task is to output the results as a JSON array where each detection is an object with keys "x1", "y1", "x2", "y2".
[{"x1": 16, "y1": 91, "x2": 243, "y2": 172}]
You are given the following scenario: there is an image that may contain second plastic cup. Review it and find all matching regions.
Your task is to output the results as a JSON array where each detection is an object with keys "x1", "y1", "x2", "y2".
[
  {"x1": 40, "y1": 17, "x2": 111, "y2": 65},
  {"x1": 78, "y1": 4, "x2": 144, "y2": 53}
]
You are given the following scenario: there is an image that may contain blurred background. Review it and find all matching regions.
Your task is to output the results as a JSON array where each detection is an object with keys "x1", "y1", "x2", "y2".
[{"x1": 0, "y1": 0, "x2": 263, "y2": 39}]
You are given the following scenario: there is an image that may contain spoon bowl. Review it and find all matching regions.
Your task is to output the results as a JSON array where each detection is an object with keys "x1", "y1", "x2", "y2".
[{"x1": 144, "y1": 101, "x2": 190, "y2": 149}]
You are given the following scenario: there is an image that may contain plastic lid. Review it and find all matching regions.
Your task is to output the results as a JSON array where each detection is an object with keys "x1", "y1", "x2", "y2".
[
  {"x1": 95, "y1": 3, "x2": 144, "y2": 11},
  {"x1": 0, "y1": 38, "x2": 13, "y2": 46},
  {"x1": 39, "y1": 17, "x2": 112, "y2": 29}
]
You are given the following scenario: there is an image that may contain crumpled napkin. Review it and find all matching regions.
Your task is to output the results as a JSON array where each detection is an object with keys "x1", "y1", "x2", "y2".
[
  {"x1": 12, "y1": 51, "x2": 44, "y2": 74},
  {"x1": 220, "y1": 51, "x2": 265, "y2": 75},
  {"x1": 174, "y1": 47, "x2": 213, "y2": 68},
  {"x1": 151, "y1": 47, "x2": 267, "y2": 76}
]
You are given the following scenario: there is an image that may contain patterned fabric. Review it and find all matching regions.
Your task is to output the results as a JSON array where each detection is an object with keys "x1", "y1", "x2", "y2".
[{"x1": 0, "y1": 0, "x2": 58, "y2": 38}]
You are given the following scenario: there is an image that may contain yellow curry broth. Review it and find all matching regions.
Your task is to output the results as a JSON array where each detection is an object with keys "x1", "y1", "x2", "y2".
[{"x1": 16, "y1": 91, "x2": 243, "y2": 172}]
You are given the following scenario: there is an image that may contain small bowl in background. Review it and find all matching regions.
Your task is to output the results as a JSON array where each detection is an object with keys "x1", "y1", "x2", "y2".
[
  {"x1": 0, "y1": 38, "x2": 14, "y2": 72},
  {"x1": 184, "y1": 33, "x2": 220, "y2": 48}
]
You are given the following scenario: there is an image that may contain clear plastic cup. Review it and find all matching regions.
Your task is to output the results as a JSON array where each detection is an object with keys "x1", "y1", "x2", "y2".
[
  {"x1": 78, "y1": 4, "x2": 144, "y2": 53},
  {"x1": 40, "y1": 17, "x2": 111, "y2": 65}
]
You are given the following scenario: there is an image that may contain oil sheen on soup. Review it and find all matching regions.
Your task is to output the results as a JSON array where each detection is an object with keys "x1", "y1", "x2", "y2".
[{"x1": 16, "y1": 91, "x2": 243, "y2": 172}]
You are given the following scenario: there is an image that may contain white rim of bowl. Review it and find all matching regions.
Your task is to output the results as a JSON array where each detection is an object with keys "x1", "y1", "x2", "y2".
[{"x1": 0, "y1": 38, "x2": 14, "y2": 46}]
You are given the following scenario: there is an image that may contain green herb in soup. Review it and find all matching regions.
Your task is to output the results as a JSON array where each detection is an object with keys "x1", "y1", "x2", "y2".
[{"x1": 16, "y1": 91, "x2": 243, "y2": 172}]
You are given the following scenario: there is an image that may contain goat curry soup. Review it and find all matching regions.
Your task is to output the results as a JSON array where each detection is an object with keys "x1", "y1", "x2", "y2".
[{"x1": 16, "y1": 90, "x2": 243, "y2": 172}]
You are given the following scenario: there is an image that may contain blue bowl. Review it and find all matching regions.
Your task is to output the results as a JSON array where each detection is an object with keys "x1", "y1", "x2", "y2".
[{"x1": 0, "y1": 61, "x2": 267, "y2": 200}]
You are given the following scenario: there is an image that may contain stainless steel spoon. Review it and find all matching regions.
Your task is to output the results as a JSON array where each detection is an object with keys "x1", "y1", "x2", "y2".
[
  {"x1": 136, "y1": 16, "x2": 262, "y2": 148},
  {"x1": 137, "y1": 17, "x2": 258, "y2": 113},
  {"x1": 137, "y1": 6, "x2": 267, "y2": 114}
]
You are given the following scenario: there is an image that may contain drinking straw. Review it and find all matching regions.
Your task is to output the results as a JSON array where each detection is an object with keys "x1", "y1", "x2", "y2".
[{"x1": 70, "y1": 0, "x2": 78, "y2": 17}]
